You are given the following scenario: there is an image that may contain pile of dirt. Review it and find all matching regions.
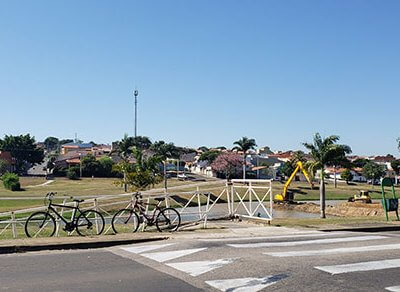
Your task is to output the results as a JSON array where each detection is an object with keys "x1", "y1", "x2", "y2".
[{"x1": 275, "y1": 201, "x2": 385, "y2": 217}]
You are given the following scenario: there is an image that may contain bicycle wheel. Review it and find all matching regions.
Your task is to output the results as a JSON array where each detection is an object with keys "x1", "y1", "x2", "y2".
[
  {"x1": 76, "y1": 210, "x2": 105, "y2": 236},
  {"x1": 156, "y1": 208, "x2": 181, "y2": 232},
  {"x1": 111, "y1": 209, "x2": 140, "y2": 234},
  {"x1": 25, "y1": 211, "x2": 56, "y2": 238}
]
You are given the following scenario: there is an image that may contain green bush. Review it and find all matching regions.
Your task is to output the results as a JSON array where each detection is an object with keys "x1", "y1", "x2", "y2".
[
  {"x1": 1, "y1": 172, "x2": 21, "y2": 191},
  {"x1": 67, "y1": 166, "x2": 79, "y2": 180}
]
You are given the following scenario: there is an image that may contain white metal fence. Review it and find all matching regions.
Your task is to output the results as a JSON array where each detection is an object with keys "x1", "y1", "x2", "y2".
[{"x1": 0, "y1": 179, "x2": 273, "y2": 238}]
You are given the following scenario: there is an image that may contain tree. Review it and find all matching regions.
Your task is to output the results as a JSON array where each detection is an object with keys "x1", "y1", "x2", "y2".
[
  {"x1": 280, "y1": 161, "x2": 295, "y2": 178},
  {"x1": 98, "y1": 157, "x2": 114, "y2": 177},
  {"x1": 341, "y1": 169, "x2": 353, "y2": 184},
  {"x1": 81, "y1": 154, "x2": 100, "y2": 177},
  {"x1": 303, "y1": 133, "x2": 352, "y2": 218},
  {"x1": 150, "y1": 141, "x2": 180, "y2": 160},
  {"x1": 198, "y1": 146, "x2": 209, "y2": 152},
  {"x1": 397, "y1": 137, "x2": 400, "y2": 153},
  {"x1": 199, "y1": 150, "x2": 220, "y2": 164},
  {"x1": 211, "y1": 152, "x2": 242, "y2": 179},
  {"x1": 391, "y1": 159, "x2": 400, "y2": 184},
  {"x1": 115, "y1": 148, "x2": 162, "y2": 191},
  {"x1": 363, "y1": 161, "x2": 385, "y2": 185},
  {"x1": 392, "y1": 159, "x2": 400, "y2": 175},
  {"x1": 0, "y1": 159, "x2": 8, "y2": 175},
  {"x1": 44, "y1": 137, "x2": 59, "y2": 151},
  {"x1": 0, "y1": 134, "x2": 44, "y2": 173},
  {"x1": 59, "y1": 139, "x2": 73, "y2": 146},
  {"x1": 132, "y1": 136, "x2": 152, "y2": 150},
  {"x1": 233, "y1": 137, "x2": 257, "y2": 180},
  {"x1": 352, "y1": 158, "x2": 369, "y2": 168}
]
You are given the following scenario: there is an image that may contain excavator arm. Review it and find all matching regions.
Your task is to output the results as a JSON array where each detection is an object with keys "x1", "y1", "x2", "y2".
[{"x1": 275, "y1": 161, "x2": 314, "y2": 202}]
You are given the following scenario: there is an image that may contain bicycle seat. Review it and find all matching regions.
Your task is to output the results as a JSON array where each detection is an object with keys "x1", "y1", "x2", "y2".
[
  {"x1": 73, "y1": 199, "x2": 84, "y2": 203},
  {"x1": 154, "y1": 198, "x2": 165, "y2": 202}
]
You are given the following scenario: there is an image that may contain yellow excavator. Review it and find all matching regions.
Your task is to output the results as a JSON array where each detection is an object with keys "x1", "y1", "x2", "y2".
[{"x1": 274, "y1": 161, "x2": 314, "y2": 203}]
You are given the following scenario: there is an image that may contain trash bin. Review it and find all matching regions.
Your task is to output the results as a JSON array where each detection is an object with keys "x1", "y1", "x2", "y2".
[{"x1": 382, "y1": 198, "x2": 399, "y2": 212}]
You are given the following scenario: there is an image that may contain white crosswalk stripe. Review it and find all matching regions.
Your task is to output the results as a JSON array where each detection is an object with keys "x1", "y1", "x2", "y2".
[
  {"x1": 141, "y1": 248, "x2": 207, "y2": 263},
  {"x1": 265, "y1": 243, "x2": 400, "y2": 257},
  {"x1": 199, "y1": 232, "x2": 347, "y2": 242},
  {"x1": 121, "y1": 243, "x2": 175, "y2": 254},
  {"x1": 228, "y1": 235, "x2": 386, "y2": 248},
  {"x1": 205, "y1": 274, "x2": 288, "y2": 292},
  {"x1": 315, "y1": 258, "x2": 400, "y2": 275},
  {"x1": 166, "y1": 258, "x2": 236, "y2": 276},
  {"x1": 386, "y1": 286, "x2": 400, "y2": 292}
]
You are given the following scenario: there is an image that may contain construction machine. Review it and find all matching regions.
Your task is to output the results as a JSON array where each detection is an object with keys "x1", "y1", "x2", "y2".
[
  {"x1": 348, "y1": 190, "x2": 372, "y2": 203},
  {"x1": 274, "y1": 161, "x2": 314, "y2": 203}
]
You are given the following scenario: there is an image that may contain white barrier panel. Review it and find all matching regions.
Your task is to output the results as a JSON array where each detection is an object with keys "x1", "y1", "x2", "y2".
[{"x1": 229, "y1": 179, "x2": 273, "y2": 221}]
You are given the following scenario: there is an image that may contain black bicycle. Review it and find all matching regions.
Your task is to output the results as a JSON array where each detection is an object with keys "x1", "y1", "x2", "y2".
[
  {"x1": 25, "y1": 192, "x2": 105, "y2": 238},
  {"x1": 111, "y1": 193, "x2": 181, "y2": 233}
]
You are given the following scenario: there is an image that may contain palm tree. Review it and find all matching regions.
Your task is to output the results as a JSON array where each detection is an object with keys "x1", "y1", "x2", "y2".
[
  {"x1": 233, "y1": 137, "x2": 257, "y2": 180},
  {"x1": 303, "y1": 133, "x2": 351, "y2": 218}
]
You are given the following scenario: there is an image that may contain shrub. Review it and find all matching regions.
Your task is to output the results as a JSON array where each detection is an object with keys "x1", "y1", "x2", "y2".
[
  {"x1": 1, "y1": 172, "x2": 21, "y2": 191},
  {"x1": 67, "y1": 166, "x2": 79, "y2": 180}
]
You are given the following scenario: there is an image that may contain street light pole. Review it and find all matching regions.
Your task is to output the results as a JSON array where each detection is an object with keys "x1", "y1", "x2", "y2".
[{"x1": 134, "y1": 89, "x2": 138, "y2": 138}]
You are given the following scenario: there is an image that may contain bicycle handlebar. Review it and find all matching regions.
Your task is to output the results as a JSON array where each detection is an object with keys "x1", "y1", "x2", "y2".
[{"x1": 44, "y1": 192, "x2": 57, "y2": 206}]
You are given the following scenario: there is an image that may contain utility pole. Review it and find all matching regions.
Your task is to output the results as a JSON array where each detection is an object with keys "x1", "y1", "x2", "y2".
[{"x1": 134, "y1": 89, "x2": 138, "y2": 138}]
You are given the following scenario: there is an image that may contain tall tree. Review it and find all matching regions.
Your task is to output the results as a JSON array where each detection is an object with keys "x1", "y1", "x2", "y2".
[
  {"x1": 199, "y1": 150, "x2": 220, "y2": 164},
  {"x1": 303, "y1": 133, "x2": 352, "y2": 218},
  {"x1": 132, "y1": 136, "x2": 152, "y2": 150},
  {"x1": 150, "y1": 141, "x2": 180, "y2": 160},
  {"x1": 233, "y1": 137, "x2": 257, "y2": 180},
  {"x1": 116, "y1": 147, "x2": 162, "y2": 191},
  {"x1": 363, "y1": 161, "x2": 385, "y2": 185},
  {"x1": 0, "y1": 134, "x2": 44, "y2": 173},
  {"x1": 44, "y1": 137, "x2": 59, "y2": 151}
]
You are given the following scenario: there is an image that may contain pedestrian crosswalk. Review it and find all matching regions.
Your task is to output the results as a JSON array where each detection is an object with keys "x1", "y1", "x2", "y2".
[
  {"x1": 264, "y1": 243, "x2": 400, "y2": 257},
  {"x1": 315, "y1": 258, "x2": 400, "y2": 275},
  {"x1": 228, "y1": 235, "x2": 386, "y2": 248},
  {"x1": 115, "y1": 230, "x2": 400, "y2": 291},
  {"x1": 166, "y1": 258, "x2": 236, "y2": 276}
]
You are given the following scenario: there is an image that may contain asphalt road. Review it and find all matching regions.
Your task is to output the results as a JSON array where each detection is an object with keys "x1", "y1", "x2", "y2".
[{"x1": 2, "y1": 229, "x2": 400, "y2": 291}]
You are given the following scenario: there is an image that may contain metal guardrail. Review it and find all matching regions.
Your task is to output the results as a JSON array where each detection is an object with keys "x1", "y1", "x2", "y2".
[{"x1": 0, "y1": 179, "x2": 273, "y2": 238}]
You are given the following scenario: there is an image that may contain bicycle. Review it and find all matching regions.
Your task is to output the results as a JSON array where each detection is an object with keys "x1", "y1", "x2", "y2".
[
  {"x1": 111, "y1": 193, "x2": 181, "y2": 233},
  {"x1": 25, "y1": 192, "x2": 105, "y2": 238}
]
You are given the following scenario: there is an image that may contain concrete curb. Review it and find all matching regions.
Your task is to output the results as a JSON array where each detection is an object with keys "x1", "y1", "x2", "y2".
[
  {"x1": 320, "y1": 225, "x2": 400, "y2": 233},
  {"x1": 0, "y1": 236, "x2": 168, "y2": 255}
]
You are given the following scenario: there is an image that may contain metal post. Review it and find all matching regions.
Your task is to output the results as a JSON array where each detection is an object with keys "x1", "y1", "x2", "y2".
[
  {"x1": 134, "y1": 89, "x2": 138, "y2": 138},
  {"x1": 249, "y1": 181, "x2": 252, "y2": 215},
  {"x1": 197, "y1": 187, "x2": 202, "y2": 221},
  {"x1": 56, "y1": 198, "x2": 67, "y2": 236},
  {"x1": 11, "y1": 212, "x2": 17, "y2": 239},
  {"x1": 94, "y1": 199, "x2": 99, "y2": 234}
]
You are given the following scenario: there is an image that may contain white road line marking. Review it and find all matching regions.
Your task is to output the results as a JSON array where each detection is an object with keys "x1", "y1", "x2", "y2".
[
  {"x1": 205, "y1": 274, "x2": 288, "y2": 292},
  {"x1": 315, "y1": 258, "x2": 400, "y2": 275},
  {"x1": 166, "y1": 258, "x2": 236, "y2": 276},
  {"x1": 199, "y1": 232, "x2": 348, "y2": 242},
  {"x1": 228, "y1": 235, "x2": 386, "y2": 248},
  {"x1": 265, "y1": 243, "x2": 400, "y2": 257},
  {"x1": 141, "y1": 248, "x2": 207, "y2": 263},
  {"x1": 120, "y1": 243, "x2": 174, "y2": 254},
  {"x1": 386, "y1": 286, "x2": 400, "y2": 292}
]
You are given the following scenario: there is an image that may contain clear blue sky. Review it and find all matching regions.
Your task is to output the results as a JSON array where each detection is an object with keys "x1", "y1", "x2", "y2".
[{"x1": 1, "y1": 1, "x2": 399, "y2": 156}]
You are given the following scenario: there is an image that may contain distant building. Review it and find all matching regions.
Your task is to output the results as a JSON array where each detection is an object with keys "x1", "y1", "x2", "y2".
[{"x1": 60, "y1": 142, "x2": 94, "y2": 155}]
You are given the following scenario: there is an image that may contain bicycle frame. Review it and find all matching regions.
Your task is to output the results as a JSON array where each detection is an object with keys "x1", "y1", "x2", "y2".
[
  {"x1": 46, "y1": 203, "x2": 81, "y2": 225},
  {"x1": 133, "y1": 199, "x2": 162, "y2": 223}
]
